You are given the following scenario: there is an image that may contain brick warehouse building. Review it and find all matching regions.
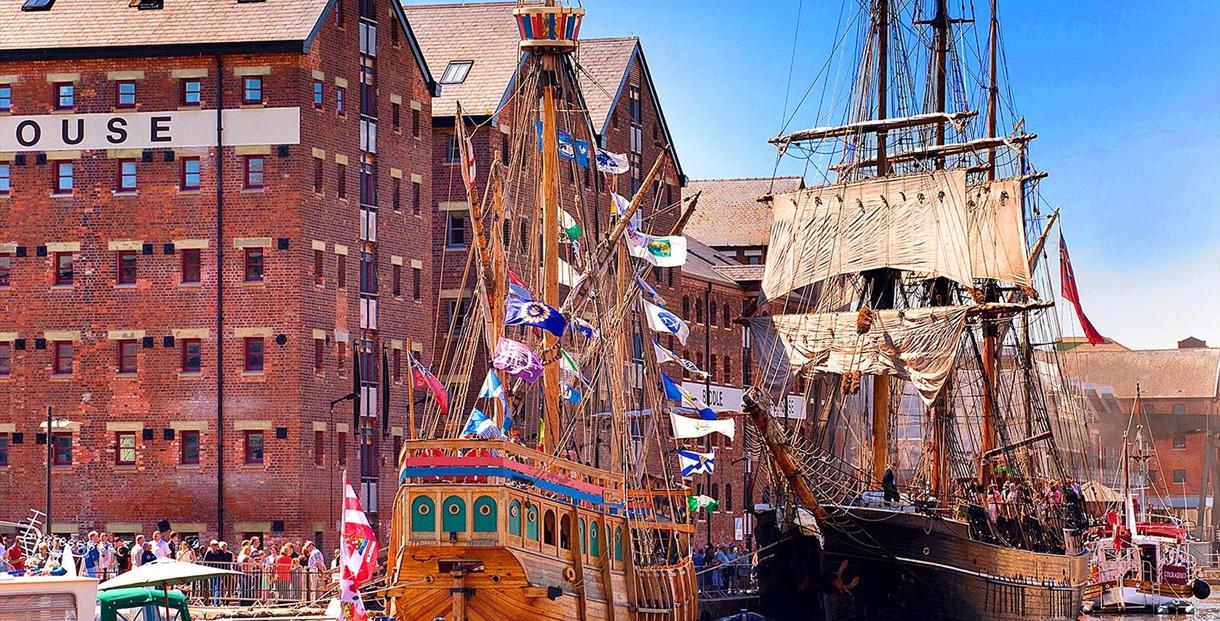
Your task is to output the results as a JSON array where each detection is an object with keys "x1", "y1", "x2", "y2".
[{"x1": 0, "y1": 0, "x2": 437, "y2": 547}]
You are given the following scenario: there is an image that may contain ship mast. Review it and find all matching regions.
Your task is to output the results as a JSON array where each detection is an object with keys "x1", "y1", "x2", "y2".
[
  {"x1": 868, "y1": 0, "x2": 893, "y2": 487},
  {"x1": 987, "y1": 0, "x2": 999, "y2": 181},
  {"x1": 978, "y1": 0, "x2": 1002, "y2": 482}
]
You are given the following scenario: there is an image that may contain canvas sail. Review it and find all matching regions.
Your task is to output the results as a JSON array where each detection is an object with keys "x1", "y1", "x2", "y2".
[
  {"x1": 967, "y1": 178, "x2": 1031, "y2": 288},
  {"x1": 761, "y1": 170, "x2": 973, "y2": 301},
  {"x1": 750, "y1": 305, "x2": 971, "y2": 405}
]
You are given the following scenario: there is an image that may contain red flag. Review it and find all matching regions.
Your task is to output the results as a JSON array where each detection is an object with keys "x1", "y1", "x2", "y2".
[
  {"x1": 411, "y1": 355, "x2": 450, "y2": 415},
  {"x1": 339, "y1": 471, "x2": 376, "y2": 620},
  {"x1": 1059, "y1": 233, "x2": 1105, "y2": 345}
]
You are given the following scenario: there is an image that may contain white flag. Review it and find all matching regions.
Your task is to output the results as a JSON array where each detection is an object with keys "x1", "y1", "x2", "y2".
[
  {"x1": 670, "y1": 412, "x2": 735, "y2": 440},
  {"x1": 611, "y1": 193, "x2": 642, "y2": 229},
  {"x1": 653, "y1": 340, "x2": 707, "y2": 378},
  {"x1": 627, "y1": 230, "x2": 687, "y2": 267},
  {"x1": 558, "y1": 258, "x2": 585, "y2": 288},
  {"x1": 595, "y1": 148, "x2": 630, "y2": 174},
  {"x1": 644, "y1": 300, "x2": 690, "y2": 345}
]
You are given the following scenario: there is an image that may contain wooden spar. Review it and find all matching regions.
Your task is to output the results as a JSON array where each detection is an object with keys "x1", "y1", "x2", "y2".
[
  {"x1": 669, "y1": 190, "x2": 701, "y2": 235},
  {"x1": 770, "y1": 111, "x2": 977, "y2": 145},
  {"x1": 559, "y1": 150, "x2": 670, "y2": 313},
  {"x1": 742, "y1": 389, "x2": 826, "y2": 520},
  {"x1": 932, "y1": 0, "x2": 949, "y2": 163},
  {"x1": 872, "y1": 374, "x2": 891, "y2": 484},
  {"x1": 979, "y1": 291, "x2": 998, "y2": 482},
  {"x1": 980, "y1": 430, "x2": 1053, "y2": 460},
  {"x1": 832, "y1": 133, "x2": 1037, "y2": 173},
  {"x1": 540, "y1": 54, "x2": 563, "y2": 455},
  {"x1": 987, "y1": 0, "x2": 999, "y2": 181},
  {"x1": 876, "y1": 0, "x2": 890, "y2": 176},
  {"x1": 1026, "y1": 208, "x2": 1060, "y2": 273}
]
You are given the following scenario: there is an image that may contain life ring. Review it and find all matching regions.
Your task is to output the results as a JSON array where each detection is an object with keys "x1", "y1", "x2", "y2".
[{"x1": 563, "y1": 567, "x2": 577, "y2": 582}]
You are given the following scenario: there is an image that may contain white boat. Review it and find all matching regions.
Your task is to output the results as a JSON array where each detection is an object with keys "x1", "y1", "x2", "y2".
[{"x1": 0, "y1": 573, "x2": 98, "y2": 621}]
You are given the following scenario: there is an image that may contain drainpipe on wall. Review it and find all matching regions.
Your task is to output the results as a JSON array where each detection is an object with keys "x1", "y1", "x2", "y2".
[{"x1": 214, "y1": 53, "x2": 226, "y2": 541}]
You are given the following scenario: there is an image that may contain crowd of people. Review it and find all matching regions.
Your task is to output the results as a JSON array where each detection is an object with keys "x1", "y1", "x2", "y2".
[
  {"x1": 693, "y1": 542, "x2": 753, "y2": 594},
  {"x1": 0, "y1": 527, "x2": 338, "y2": 604}
]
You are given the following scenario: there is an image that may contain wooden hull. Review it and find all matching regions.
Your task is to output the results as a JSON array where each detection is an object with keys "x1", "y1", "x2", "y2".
[{"x1": 754, "y1": 506, "x2": 1088, "y2": 621}]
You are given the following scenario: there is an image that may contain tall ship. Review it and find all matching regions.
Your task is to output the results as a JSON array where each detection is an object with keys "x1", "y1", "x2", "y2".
[
  {"x1": 384, "y1": 2, "x2": 698, "y2": 620},
  {"x1": 740, "y1": 0, "x2": 1098, "y2": 619}
]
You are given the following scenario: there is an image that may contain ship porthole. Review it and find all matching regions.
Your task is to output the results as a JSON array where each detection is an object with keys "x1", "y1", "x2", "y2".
[
  {"x1": 564, "y1": 567, "x2": 577, "y2": 581},
  {"x1": 418, "y1": 504, "x2": 431, "y2": 516},
  {"x1": 922, "y1": 547, "x2": 930, "y2": 556},
  {"x1": 528, "y1": 510, "x2": 537, "y2": 522},
  {"x1": 424, "y1": 575, "x2": 434, "y2": 584},
  {"x1": 479, "y1": 504, "x2": 492, "y2": 516},
  {"x1": 491, "y1": 575, "x2": 501, "y2": 584},
  {"x1": 510, "y1": 505, "x2": 520, "y2": 517},
  {"x1": 448, "y1": 503, "x2": 461, "y2": 515}
]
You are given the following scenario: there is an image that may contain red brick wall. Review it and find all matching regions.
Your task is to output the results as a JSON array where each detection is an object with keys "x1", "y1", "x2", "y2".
[{"x1": 0, "y1": 0, "x2": 433, "y2": 547}]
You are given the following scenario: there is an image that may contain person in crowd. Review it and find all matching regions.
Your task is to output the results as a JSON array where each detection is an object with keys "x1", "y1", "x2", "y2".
[
  {"x1": 235, "y1": 543, "x2": 257, "y2": 606},
  {"x1": 82, "y1": 531, "x2": 100, "y2": 578},
  {"x1": 176, "y1": 539, "x2": 196, "y2": 564},
  {"x1": 151, "y1": 530, "x2": 171, "y2": 559},
  {"x1": 98, "y1": 532, "x2": 115, "y2": 578},
  {"x1": 882, "y1": 463, "x2": 900, "y2": 505},
  {"x1": 4, "y1": 538, "x2": 26, "y2": 573},
  {"x1": 301, "y1": 541, "x2": 325, "y2": 599},
  {"x1": 692, "y1": 544, "x2": 706, "y2": 591},
  {"x1": 201, "y1": 540, "x2": 226, "y2": 605},
  {"x1": 331, "y1": 549, "x2": 341, "y2": 571},
  {"x1": 131, "y1": 535, "x2": 146, "y2": 568},
  {"x1": 167, "y1": 532, "x2": 180, "y2": 560},
  {"x1": 273, "y1": 543, "x2": 295, "y2": 600},
  {"x1": 712, "y1": 545, "x2": 730, "y2": 591},
  {"x1": 138, "y1": 541, "x2": 156, "y2": 566},
  {"x1": 114, "y1": 540, "x2": 131, "y2": 575}
]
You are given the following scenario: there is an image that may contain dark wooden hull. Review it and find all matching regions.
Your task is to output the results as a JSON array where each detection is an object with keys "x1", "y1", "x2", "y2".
[{"x1": 753, "y1": 506, "x2": 1088, "y2": 621}]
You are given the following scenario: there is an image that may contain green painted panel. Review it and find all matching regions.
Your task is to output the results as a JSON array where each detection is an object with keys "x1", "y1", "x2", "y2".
[
  {"x1": 473, "y1": 495, "x2": 498, "y2": 533},
  {"x1": 411, "y1": 496, "x2": 435, "y2": 533},
  {"x1": 442, "y1": 495, "x2": 467, "y2": 533},
  {"x1": 589, "y1": 520, "x2": 600, "y2": 557},
  {"x1": 525, "y1": 502, "x2": 539, "y2": 541},
  {"x1": 508, "y1": 499, "x2": 523, "y2": 537}
]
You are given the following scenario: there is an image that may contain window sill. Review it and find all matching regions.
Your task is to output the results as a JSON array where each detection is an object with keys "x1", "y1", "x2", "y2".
[
  {"x1": 242, "y1": 280, "x2": 265, "y2": 287},
  {"x1": 241, "y1": 463, "x2": 268, "y2": 470},
  {"x1": 179, "y1": 371, "x2": 202, "y2": 379},
  {"x1": 241, "y1": 371, "x2": 266, "y2": 378},
  {"x1": 50, "y1": 284, "x2": 73, "y2": 290},
  {"x1": 116, "y1": 372, "x2": 137, "y2": 378},
  {"x1": 115, "y1": 283, "x2": 136, "y2": 290},
  {"x1": 177, "y1": 464, "x2": 202, "y2": 471},
  {"x1": 114, "y1": 464, "x2": 138, "y2": 472},
  {"x1": 50, "y1": 193, "x2": 75, "y2": 199},
  {"x1": 112, "y1": 190, "x2": 138, "y2": 197},
  {"x1": 444, "y1": 246, "x2": 468, "y2": 252},
  {"x1": 240, "y1": 188, "x2": 265, "y2": 194},
  {"x1": 180, "y1": 281, "x2": 202, "y2": 288},
  {"x1": 179, "y1": 189, "x2": 201, "y2": 195},
  {"x1": 50, "y1": 374, "x2": 73, "y2": 381}
]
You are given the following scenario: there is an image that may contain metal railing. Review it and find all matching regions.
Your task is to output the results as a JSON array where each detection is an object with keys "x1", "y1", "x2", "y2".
[{"x1": 192, "y1": 561, "x2": 335, "y2": 606}]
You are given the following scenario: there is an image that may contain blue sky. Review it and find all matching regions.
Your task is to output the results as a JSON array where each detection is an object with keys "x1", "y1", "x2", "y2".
[{"x1": 419, "y1": 1, "x2": 1220, "y2": 349}]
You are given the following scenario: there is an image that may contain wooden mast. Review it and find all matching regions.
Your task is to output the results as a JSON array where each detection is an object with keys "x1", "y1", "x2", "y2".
[
  {"x1": 869, "y1": 0, "x2": 892, "y2": 486},
  {"x1": 978, "y1": 0, "x2": 1002, "y2": 482},
  {"x1": 539, "y1": 54, "x2": 563, "y2": 455},
  {"x1": 987, "y1": 0, "x2": 1000, "y2": 181}
]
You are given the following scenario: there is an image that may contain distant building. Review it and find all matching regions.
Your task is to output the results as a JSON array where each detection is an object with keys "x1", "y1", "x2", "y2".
[
  {"x1": 684, "y1": 177, "x2": 803, "y2": 265},
  {"x1": 1063, "y1": 339, "x2": 1220, "y2": 533}
]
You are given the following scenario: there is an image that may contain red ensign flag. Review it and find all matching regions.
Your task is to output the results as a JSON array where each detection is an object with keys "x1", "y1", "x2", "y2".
[{"x1": 1059, "y1": 234, "x2": 1105, "y2": 345}]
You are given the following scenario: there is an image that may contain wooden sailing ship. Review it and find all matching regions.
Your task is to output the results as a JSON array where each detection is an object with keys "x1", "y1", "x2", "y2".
[
  {"x1": 384, "y1": 3, "x2": 697, "y2": 620},
  {"x1": 741, "y1": 1, "x2": 1096, "y2": 619}
]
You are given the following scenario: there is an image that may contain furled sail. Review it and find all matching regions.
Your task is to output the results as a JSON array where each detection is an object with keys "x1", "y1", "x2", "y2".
[
  {"x1": 761, "y1": 170, "x2": 973, "y2": 301},
  {"x1": 750, "y1": 305, "x2": 971, "y2": 406},
  {"x1": 967, "y1": 178, "x2": 1031, "y2": 288}
]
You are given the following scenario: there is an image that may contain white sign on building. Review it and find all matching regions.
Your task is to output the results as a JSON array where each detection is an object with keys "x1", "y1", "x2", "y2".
[
  {"x1": 682, "y1": 380, "x2": 807, "y2": 420},
  {"x1": 0, "y1": 108, "x2": 300, "y2": 152}
]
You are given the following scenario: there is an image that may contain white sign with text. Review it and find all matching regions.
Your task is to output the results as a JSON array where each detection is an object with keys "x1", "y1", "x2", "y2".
[
  {"x1": 682, "y1": 380, "x2": 807, "y2": 420},
  {"x1": 0, "y1": 108, "x2": 300, "y2": 152}
]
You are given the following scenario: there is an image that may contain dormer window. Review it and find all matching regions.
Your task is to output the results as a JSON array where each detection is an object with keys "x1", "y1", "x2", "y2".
[{"x1": 439, "y1": 61, "x2": 473, "y2": 85}]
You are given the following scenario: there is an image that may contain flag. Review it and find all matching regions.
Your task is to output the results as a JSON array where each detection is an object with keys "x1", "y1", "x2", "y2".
[
  {"x1": 1059, "y1": 234, "x2": 1105, "y2": 345},
  {"x1": 337, "y1": 573, "x2": 368, "y2": 621},
  {"x1": 560, "y1": 209, "x2": 583, "y2": 241},
  {"x1": 505, "y1": 297, "x2": 567, "y2": 338},
  {"x1": 611, "y1": 193, "x2": 642, "y2": 229},
  {"x1": 492, "y1": 337, "x2": 543, "y2": 384},
  {"x1": 572, "y1": 317, "x2": 598, "y2": 339},
  {"x1": 660, "y1": 373, "x2": 716, "y2": 420},
  {"x1": 677, "y1": 448, "x2": 715, "y2": 477},
  {"x1": 562, "y1": 384, "x2": 582, "y2": 405},
  {"x1": 61, "y1": 542, "x2": 76, "y2": 577},
  {"x1": 687, "y1": 495, "x2": 720, "y2": 514},
  {"x1": 558, "y1": 258, "x2": 585, "y2": 288},
  {"x1": 643, "y1": 300, "x2": 689, "y2": 345},
  {"x1": 340, "y1": 471, "x2": 379, "y2": 586},
  {"x1": 462, "y1": 408, "x2": 505, "y2": 439},
  {"x1": 478, "y1": 369, "x2": 512, "y2": 428},
  {"x1": 535, "y1": 121, "x2": 589, "y2": 167},
  {"x1": 653, "y1": 339, "x2": 706, "y2": 378},
  {"x1": 595, "y1": 148, "x2": 630, "y2": 175},
  {"x1": 670, "y1": 412, "x2": 735, "y2": 440},
  {"x1": 559, "y1": 349, "x2": 587, "y2": 385},
  {"x1": 410, "y1": 355, "x2": 449, "y2": 415},
  {"x1": 458, "y1": 129, "x2": 477, "y2": 195},
  {"x1": 635, "y1": 273, "x2": 667, "y2": 307},
  {"x1": 507, "y1": 269, "x2": 532, "y2": 301},
  {"x1": 627, "y1": 231, "x2": 687, "y2": 268}
]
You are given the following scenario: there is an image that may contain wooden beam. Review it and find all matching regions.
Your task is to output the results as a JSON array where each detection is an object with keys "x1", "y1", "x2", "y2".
[
  {"x1": 833, "y1": 133, "x2": 1037, "y2": 173},
  {"x1": 770, "y1": 111, "x2": 978, "y2": 145}
]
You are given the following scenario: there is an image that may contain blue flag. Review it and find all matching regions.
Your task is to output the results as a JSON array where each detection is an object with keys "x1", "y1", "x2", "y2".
[
  {"x1": 505, "y1": 296, "x2": 567, "y2": 338},
  {"x1": 635, "y1": 273, "x2": 667, "y2": 307},
  {"x1": 572, "y1": 317, "x2": 598, "y2": 339},
  {"x1": 536, "y1": 121, "x2": 590, "y2": 168},
  {"x1": 562, "y1": 384, "x2": 581, "y2": 405},
  {"x1": 660, "y1": 373, "x2": 717, "y2": 420},
  {"x1": 677, "y1": 448, "x2": 715, "y2": 477},
  {"x1": 478, "y1": 370, "x2": 512, "y2": 432},
  {"x1": 462, "y1": 408, "x2": 504, "y2": 439}
]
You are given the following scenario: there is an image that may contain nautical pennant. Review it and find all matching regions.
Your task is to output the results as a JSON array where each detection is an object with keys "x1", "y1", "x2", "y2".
[
  {"x1": 572, "y1": 317, "x2": 598, "y2": 339},
  {"x1": 507, "y1": 269, "x2": 533, "y2": 301},
  {"x1": 560, "y1": 209, "x2": 583, "y2": 241},
  {"x1": 635, "y1": 273, "x2": 667, "y2": 307},
  {"x1": 643, "y1": 299, "x2": 690, "y2": 345},
  {"x1": 505, "y1": 296, "x2": 567, "y2": 338},
  {"x1": 339, "y1": 471, "x2": 375, "y2": 621},
  {"x1": 595, "y1": 148, "x2": 630, "y2": 174},
  {"x1": 492, "y1": 337, "x2": 544, "y2": 384},
  {"x1": 676, "y1": 448, "x2": 715, "y2": 477},
  {"x1": 660, "y1": 372, "x2": 716, "y2": 420},
  {"x1": 687, "y1": 494, "x2": 720, "y2": 513},
  {"x1": 535, "y1": 121, "x2": 590, "y2": 167},
  {"x1": 611, "y1": 193, "x2": 642, "y2": 229},
  {"x1": 1059, "y1": 233, "x2": 1105, "y2": 345},
  {"x1": 561, "y1": 383, "x2": 582, "y2": 405},
  {"x1": 559, "y1": 349, "x2": 588, "y2": 386},
  {"x1": 626, "y1": 229, "x2": 687, "y2": 268},
  {"x1": 653, "y1": 339, "x2": 707, "y2": 379},
  {"x1": 477, "y1": 369, "x2": 512, "y2": 431}
]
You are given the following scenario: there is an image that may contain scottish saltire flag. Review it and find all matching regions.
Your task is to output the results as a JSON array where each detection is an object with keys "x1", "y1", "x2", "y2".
[
  {"x1": 660, "y1": 372, "x2": 716, "y2": 420},
  {"x1": 492, "y1": 337, "x2": 543, "y2": 384},
  {"x1": 677, "y1": 448, "x2": 715, "y2": 477},
  {"x1": 643, "y1": 300, "x2": 689, "y2": 345},
  {"x1": 653, "y1": 339, "x2": 707, "y2": 378},
  {"x1": 478, "y1": 369, "x2": 512, "y2": 423},
  {"x1": 462, "y1": 408, "x2": 505, "y2": 439},
  {"x1": 627, "y1": 230, "x2": 687, "y2": 268},
  {"x1": 572, "y1": 317, "x2": 598, "y2": 339},
  {"x1": 670, "y1": 412, "x2": 735, "y2": 440},
  {"x1": 507, "y1": 269, "x2": 532, "y2": 301},
  {"x1": 562, "y1": 383, "x2": 581, "y2": 405},
  {"x1": 505, "y1": 296, "x2": 567, "y2": 337},
  {"x1": 635, "y1": 273, "x2": 667, "y2": 307},
  {"x1": 595, "y1": 148, "x2": 630, "y2": 174}
]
